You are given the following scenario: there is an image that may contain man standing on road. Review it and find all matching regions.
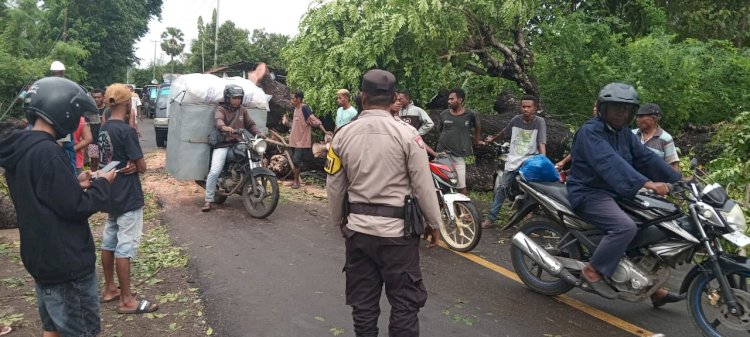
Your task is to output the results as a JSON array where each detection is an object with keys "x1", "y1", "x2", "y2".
[
  {"x1": 436, "y1": 88, "x2": 484, "y2": 195},
  {"x1": 632, "y1": 103, "x2": 680, "y2": 172},
  {"x1": 98, "y1": 83, "x2": 158, "y2": 315},
  {"x1": 0, "y1": 77, "x2": 116, "y2": 337},
  {"x1": 398, "y1": 90, "x2": 434, "y2": 136},
  {"x1": 285, "y1": 90, "x2": 331, "y2": 189},
  {"x1": 87, "y1": 88, "x2": 106, "y2": 171},
  {"x1": 335, "y1": 89, "x2": 358, "y2": 129},
  {"x1": 326, "y1": 69, "x2": 442, "y2": 337},
  {"x1": 482, "y1": 95, "x2": 547, "y2": 228}
]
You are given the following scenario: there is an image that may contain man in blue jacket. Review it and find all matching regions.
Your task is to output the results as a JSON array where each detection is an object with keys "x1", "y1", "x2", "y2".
[{"x1": 567, "y1": 82, "x2": 682, "y2": 307}]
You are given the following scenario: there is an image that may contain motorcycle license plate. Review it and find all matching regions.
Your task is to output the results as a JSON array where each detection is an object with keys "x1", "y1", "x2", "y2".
[{"x1": 723, "y1": 232, "x2": 750, "y2": 248}]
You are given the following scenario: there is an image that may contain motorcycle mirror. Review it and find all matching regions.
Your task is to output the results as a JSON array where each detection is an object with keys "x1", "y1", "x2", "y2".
[{"x1": 690, "y1": 158, "x2": 698, "y2": 171}]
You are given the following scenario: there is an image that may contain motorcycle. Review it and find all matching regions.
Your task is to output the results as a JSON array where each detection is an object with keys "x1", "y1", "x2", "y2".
[
  {"x1": 429, "y1": 156, "x2": 482, "y2": 252},
  {"x1": 197, "y1": 128, "x2": 280, "y2": 219},
  {"x1": 508, "y1": 171, "x2": 750, "y2": 337}
]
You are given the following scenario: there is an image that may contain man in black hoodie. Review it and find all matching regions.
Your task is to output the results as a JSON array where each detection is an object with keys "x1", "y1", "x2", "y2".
[{"x1": 0, "y1": 77, "x2": 115, "y2": 337}]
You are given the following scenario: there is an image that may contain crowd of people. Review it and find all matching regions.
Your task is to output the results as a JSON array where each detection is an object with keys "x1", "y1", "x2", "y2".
[
  {"x1": 0, "y1": 62, "x2": 153, "y2": 336},
  {"x1": 0, "y1": 58, "x2": 686, "y2": 336}
]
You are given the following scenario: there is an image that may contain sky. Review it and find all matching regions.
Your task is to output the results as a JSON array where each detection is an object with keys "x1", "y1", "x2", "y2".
[{"x1": 134, "y1": 0, "x2": 314, "y2": 67}]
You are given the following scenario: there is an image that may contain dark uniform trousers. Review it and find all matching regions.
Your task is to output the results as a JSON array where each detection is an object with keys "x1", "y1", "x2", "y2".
[
  {"x1": 573, "y1": 193, "x2": 638, "y2": 277},
  {"x1": 344, "y1": 231, "x2": 427, "y2": 337}
]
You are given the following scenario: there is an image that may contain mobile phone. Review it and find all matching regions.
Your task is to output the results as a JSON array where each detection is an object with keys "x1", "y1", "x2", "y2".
[{"x1": 99, "y1": 161, "x2": 121, "y2": 174}]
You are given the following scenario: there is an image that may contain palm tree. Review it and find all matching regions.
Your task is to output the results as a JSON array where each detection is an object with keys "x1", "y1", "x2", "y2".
[{"x1": 161, "y1": 27, "x2": 185, "y2": 74}]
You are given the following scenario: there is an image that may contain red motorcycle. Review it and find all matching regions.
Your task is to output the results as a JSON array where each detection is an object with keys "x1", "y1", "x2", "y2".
[{"x1": 429, "y1": 157, "x2": 482, "y2": 252}]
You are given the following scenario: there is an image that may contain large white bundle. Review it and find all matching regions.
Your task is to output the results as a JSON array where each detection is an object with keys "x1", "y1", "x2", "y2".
[
  {"x1": 170, "y1": 73, "x2": 270, "y2": 111},
  {"x1": 225, "y1": 77, "x2": 270, "y2": 111}
]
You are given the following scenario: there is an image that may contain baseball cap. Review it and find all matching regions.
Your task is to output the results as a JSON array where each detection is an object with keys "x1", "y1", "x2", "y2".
[
  {"x1": 637, "y1": 103, "x2": 661, "y2": 116},
  {"x1": 361, "y1": 69, "x2": 396, "y2": 96},
  {"x1": 105, "y1": 83, "x2": 132, "y2": 106}
]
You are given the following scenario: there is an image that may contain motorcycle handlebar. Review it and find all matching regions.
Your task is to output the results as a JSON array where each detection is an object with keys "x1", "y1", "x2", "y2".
[{"x1": 637, "y1": 183, "x2": 677, "y2": 195}]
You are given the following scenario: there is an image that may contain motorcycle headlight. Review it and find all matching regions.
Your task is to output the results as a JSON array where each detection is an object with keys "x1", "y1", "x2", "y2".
[
  {"x1": 722, "y1": 203, "x2": 748, "y2": 233},
  {"x1": 450, "y1": 178, "x2": 458, "y2": 185},
  {"x1": 252, "y1": 139, "x2": 267, "y2": 154}
]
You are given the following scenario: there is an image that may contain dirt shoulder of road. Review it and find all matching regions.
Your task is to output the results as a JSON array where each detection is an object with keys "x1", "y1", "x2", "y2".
[{"x1": 0, "y1": 151, "x2": 213, "y2": 336}]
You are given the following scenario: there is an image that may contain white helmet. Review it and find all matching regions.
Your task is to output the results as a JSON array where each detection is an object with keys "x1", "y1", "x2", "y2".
[{"x1": 50, "y1": 60, "x2": 66, "y2": 71}]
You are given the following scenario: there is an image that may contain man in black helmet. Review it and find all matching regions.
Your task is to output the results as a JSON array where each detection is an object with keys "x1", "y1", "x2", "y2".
[
  {"x1": 567, "y1": 83, "x2": 682, "y2": 306},
  {"x1": 202, "y1": 84, "x2": 265, "y2": 212},
  {"x1": 0, "y1": 77, "x2": 116, "y2": 337}
]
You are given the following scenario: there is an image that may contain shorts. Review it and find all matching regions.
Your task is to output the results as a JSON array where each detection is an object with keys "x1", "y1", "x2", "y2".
[
  {"x1": 87, "y1": 143, "x2": 99, "y2": 159},
  {"x1": 101, "y1": 208, "x2": 144, "y2": 258},
  {"x1": 448, "y1": 154, "x2": 467, "y2": 189},
  {"x1": 35, "y1": 271, "x2": 100, "y2": 336},
  {"x1": 290, "y1": 147, "x2": 314, "y2": 167}
]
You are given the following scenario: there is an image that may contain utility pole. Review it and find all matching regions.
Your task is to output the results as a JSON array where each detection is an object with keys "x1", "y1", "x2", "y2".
[
  {"x1": 214, "y1": 0, "x2": 220, "y2": 69},
  {"x1": 151, "y1": 39, "x2": 159, "y2": 82},
  {"x1": 201, "y1": 37, "x2": 205, "y2": 73}
]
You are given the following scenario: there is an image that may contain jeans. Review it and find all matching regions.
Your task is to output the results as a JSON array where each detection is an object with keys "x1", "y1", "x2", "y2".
[
  {"x1": 35, "y1": 271, "x2": 100, "y2": 336},
  {"x1": 205, "y1": 147, "x2": 228, "y2": 202},
  {"x1": 486, "y1": 169, "x2": 517, "y2": 223}
]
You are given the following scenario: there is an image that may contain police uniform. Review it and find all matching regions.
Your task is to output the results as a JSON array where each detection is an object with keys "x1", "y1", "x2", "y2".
[{"x1": 326, "y1": 70, "x2": 442, "y2": 337}]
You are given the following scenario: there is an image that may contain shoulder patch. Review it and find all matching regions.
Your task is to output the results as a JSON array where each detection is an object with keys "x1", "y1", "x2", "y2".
[
  {"x1": 414, "y1": 135, "x2": 425, "y2": 149},
  {"x1": 325, "y1": 146, "x2": 342, "y2": 175}
]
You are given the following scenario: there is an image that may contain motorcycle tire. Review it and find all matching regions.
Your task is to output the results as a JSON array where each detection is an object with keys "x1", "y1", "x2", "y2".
[
  {"x1": 439, "y1": 201, "x2": 482, "y2": 252},
  {"x1": 242, "y1": 174, "x2": 280, "y2": 219},
  {"x1": 194, "y1": 180, "x2": 228, "y2": 204},
  {"x1": 510, "y1": 216, "x2": 581, "y2": 296},
  {"x1": 687, "y1": 269, "x2": 750, "y2": 337}
]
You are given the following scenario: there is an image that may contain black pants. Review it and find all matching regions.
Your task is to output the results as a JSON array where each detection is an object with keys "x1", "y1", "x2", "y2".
[{"x1": 344, "y1": 232, "x2": 427, "y2": 337}]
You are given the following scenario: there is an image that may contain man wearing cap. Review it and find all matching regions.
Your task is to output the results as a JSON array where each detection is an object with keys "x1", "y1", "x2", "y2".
[
  {"x1": 326, "y1": 69, "x2": 442, "y2": 337},
  {"x1": 632, "y1": 103, "x2": 679, "y2": 171},
  {"x1": 98, "y1": 84, "x2": 158, "y2": 315}
]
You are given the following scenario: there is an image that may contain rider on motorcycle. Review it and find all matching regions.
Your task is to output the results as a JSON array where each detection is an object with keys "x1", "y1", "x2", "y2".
[
  {"x1": 202, "y1": 84, "x2": 265, "y2": 212},
  {"x1": 567, "y1": 82, "x2": 682, "y2": 306}
]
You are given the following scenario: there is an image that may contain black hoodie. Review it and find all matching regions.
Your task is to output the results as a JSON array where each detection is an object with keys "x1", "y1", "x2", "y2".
[{"x1": 0, "y1": 130, "x2": 112, "y2": 285}]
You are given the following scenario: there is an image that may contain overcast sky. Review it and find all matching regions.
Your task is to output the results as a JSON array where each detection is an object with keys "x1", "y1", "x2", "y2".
[{"x1": 134, "y1": 0, "x2": 313, "y2": 67}]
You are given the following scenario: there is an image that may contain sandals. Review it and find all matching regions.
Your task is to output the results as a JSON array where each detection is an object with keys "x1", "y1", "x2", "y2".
[
  {"x1": 481, "y1": 220, "x2": 494, "y2": 229},
  {"x1": 117, "y1": 299, "x2": 159, "y2": 315},
  {"x1": 201, "y1": 202, "x2": 212, "y2": 212},
  {"x1": 581, "y1": 270, "x2": 618, "y2": 300},
  {"x1": 100, "y1": 291, "x2": 137, "y2": 303}
]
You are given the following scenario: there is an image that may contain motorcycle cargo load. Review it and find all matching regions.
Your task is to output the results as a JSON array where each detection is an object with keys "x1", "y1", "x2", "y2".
[{"x1": 166, "y1": 74, "x2": 269, "y2": 180}]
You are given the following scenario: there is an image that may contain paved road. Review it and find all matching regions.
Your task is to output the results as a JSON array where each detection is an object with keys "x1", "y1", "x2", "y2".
[{"x1": 140, "y1": 119, "x2": 708, "y2": 337}]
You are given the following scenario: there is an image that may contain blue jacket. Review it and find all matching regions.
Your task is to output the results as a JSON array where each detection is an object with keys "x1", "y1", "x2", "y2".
[{"x1": 566, "y1": 117, "x2": 681, "y2": 209}]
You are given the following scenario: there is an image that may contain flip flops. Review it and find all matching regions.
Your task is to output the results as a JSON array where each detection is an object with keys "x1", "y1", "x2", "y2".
[
  {"x1": 201, "y1": 202, "x2": 212, "y2": 212},
  {"x1": 100, "y1": 292, "x2": 137, "y2": 303},
  {"x1": 117, "y1": 299, "x2": 159, "y2": 315}
]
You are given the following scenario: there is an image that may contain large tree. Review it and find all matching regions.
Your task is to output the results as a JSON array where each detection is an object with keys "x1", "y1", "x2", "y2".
[
  {"x1": 161, "y1": 26, "x2": 185, "y2": 73},
  {"x1": 283, "y1": 0, "x2": 542, "y2": 115}
]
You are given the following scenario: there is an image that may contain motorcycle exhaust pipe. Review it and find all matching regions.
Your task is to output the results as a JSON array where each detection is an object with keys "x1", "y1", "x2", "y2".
[{"x1": 512, "y1": 232, "x2": 581, "y2": 287}]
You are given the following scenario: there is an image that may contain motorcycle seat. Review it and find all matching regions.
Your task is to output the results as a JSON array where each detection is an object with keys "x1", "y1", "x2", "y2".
[{"x1": 527, "y1": 181, "x2": 572, "y2": 211}]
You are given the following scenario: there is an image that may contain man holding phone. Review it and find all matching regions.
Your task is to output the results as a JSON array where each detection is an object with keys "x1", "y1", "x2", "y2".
[{"x1": 97, "y1": 84, "x2": 158, "y2": 314}]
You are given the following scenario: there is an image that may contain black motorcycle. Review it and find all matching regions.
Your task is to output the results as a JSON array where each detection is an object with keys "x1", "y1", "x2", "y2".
[
  {"x1": 508, "y1": 171, "x2": 749, "y2": 336},
  {"x1": 197, "y1": 129, "x2": 280, "y2": 219}
]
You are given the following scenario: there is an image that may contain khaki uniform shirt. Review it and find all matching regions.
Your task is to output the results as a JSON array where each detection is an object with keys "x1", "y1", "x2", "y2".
[{"x1": 326, "y1": 109, "x2": 442, "y2": 238}]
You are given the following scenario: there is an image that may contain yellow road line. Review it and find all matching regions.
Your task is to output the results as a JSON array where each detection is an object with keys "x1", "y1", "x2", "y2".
[{"x1": 438, "y1": 242, "x2": 656, "y2": 337}]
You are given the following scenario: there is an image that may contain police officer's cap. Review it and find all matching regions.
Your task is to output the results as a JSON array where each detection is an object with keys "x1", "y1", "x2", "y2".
[{"x1": 361, "y1": 69, "x2": 396, "y2": 96}]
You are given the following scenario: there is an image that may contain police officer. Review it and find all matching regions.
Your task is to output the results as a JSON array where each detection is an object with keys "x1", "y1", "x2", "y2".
[{"x1": 326, "y1": 69, "x2": 442, "y2": 337}]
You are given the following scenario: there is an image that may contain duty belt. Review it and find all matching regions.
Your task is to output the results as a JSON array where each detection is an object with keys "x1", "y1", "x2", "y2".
[{"x1": 348, "y1": 203, "x2": 405, "y2": 219}]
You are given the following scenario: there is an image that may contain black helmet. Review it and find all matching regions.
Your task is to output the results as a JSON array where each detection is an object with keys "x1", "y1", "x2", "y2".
[
  {"x1": 596, "y1": 82, "x2": 639, "y2": 126},
  {"x1": 223, "y1": 84, "x2": 244, "y2": 104},
  {"x1": 23, "y1": 77, "x2": 96, "y2": 138},
  {"x1": 637, "y1": 103, "x2": 661, "y2": 119}
]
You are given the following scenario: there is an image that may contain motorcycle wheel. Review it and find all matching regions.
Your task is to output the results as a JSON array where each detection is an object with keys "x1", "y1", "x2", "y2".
[
  {"x1": 510, "y1": 216, "x2": 580, "y2": 296},
  {"x1": 687, "y1": 270, "x2": 750, "y2": 337},
  {"x1": 439, "y1": 201, "x2": 482, "y2": 252},
  {"x1": 242, "y1": 174, "x2": 280, "y2": 219},
  {"x1": 193, "y1": 180, "x2": 227, "y2": 204}
]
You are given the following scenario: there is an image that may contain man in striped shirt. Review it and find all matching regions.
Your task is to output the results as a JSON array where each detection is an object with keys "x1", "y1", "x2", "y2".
[{"x1": 632, "y1": 103, "x2": 680, "y2": 171}]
